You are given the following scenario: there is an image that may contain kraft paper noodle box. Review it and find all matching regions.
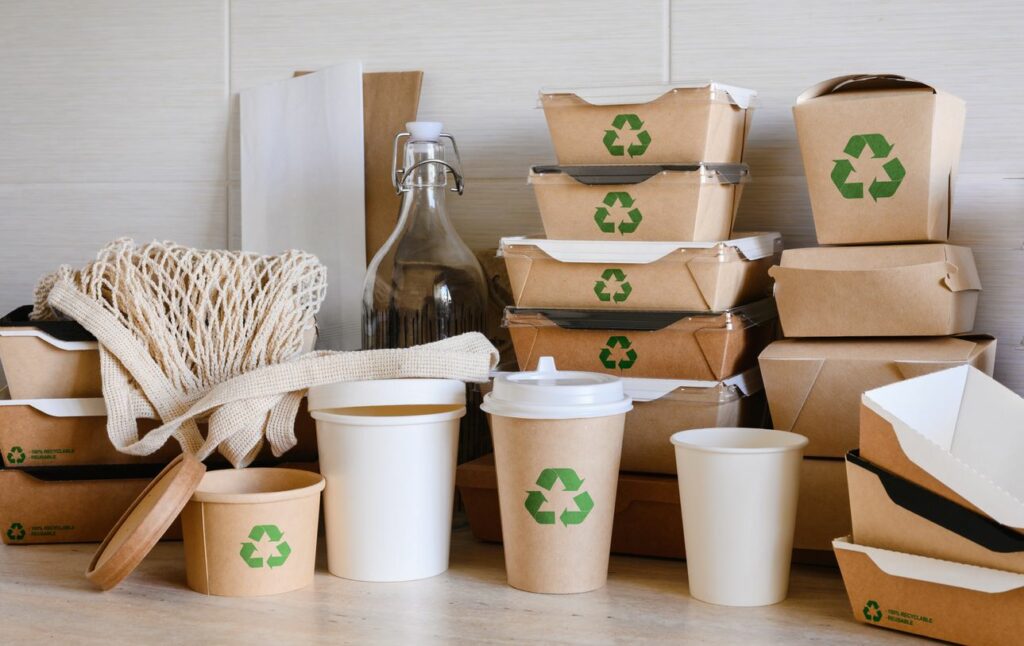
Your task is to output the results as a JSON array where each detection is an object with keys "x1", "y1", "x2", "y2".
[
  {"x1": 793, "y1": 74, "x2": 965, "y2": 245},
  {"x1": 0, "y1": 393, "x2": 319, "y2": 467},
  {"x1": 504, "y1": 298, "x2": 777, "y2": 381},
  {"x1": 847, "y1": 450, "x2": 1024, "y2": 575},
  {"x1": 528, "y1": 164, "x2": 748, "y2": 242},
  {"x1": 759, "y1": 335, "x2": 996, "y2": 458},
  {"x1": 540, "y1": 83, "x2": 756, "y2": 164},
  {"x1": 770, "y1": 244, "x2": 980, "y2": 337},
  {"x1": 0, "y1": 305, "x2": 101, "y2": 399},
  {"x1": 456, "y1": 454, "x2": 847, "y2": 563},
  {"x1": 834, "y1": 537, "x2": 1024, "y2": 645},
  {"x1": 501, "y1": 233, "x2": 781, "y2": 312},
  {"x1": 860, "y1": 365, "x2": 1024, "y2": 532},
  {"x1": 618, "y1": 370, "x2": 767, "y2": 474}
]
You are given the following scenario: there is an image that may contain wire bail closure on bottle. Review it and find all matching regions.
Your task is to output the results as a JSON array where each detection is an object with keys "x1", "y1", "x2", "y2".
[{"x1": 391, "y1": 131, "x2": 465, "y2": 195}]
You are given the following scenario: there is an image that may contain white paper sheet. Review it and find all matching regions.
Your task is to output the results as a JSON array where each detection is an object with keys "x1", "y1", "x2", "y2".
[{"x1": 240, "y1": 61, "x2": 365, "y2": 350}]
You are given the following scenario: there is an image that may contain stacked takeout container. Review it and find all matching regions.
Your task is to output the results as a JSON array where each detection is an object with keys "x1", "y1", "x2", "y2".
[
  {"x1": 757, "y1": 74, "x2": 1018, "y2": 642},
  {"x1": 461, "y1": 82, "x2": 791, "y2": 560},
  {"x1": 0, "y1": 306, "x2": 318, "y2": 544}
]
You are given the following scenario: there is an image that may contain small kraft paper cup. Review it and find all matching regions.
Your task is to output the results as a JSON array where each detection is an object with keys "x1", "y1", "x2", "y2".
[
  {"x1": 180, "y1": 468, "x2": 325, "y2": 597},
  {"x1": 482, "y1": 357, "x2": 631, "y2": 594}
]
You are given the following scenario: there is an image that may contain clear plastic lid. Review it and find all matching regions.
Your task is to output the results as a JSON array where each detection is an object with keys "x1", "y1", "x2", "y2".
[
  {"x1": 499, "y1": 232, "x2": 783, "y2": 264},
  {"x1": 529, "y1": 163, "x2": 750, "y2": 186},
  {"x1": 503, "y1": 297, "x2": 777, "y2": 332},
  {"x1": 538, "y1": 82, "x2": 757, "y2": 109},
  {"x1": 481, "y1": 357, "x2": 632, "y2": 420}
]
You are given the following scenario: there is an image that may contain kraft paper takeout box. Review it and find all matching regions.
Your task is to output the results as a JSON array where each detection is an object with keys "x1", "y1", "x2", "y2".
[
  {"x1": 770, "y1": 243, "x2": 981, "y2": 337},
  {"x1": 504, "y1": 298, "x2": 777, "y2": 381},
  {"x1": 793, "y1": 74, "x2": 965, "y2": 245},
  {"x1": 457, "y1": 454, "x2": 844, "y2": 564},
  {"x1": 0, "y1": 464, "x2": 183, "y2": 544},
  {"x1": 834, "y1": 537, "x2": 1024, "y2": 645},
  {"x1": 759, "y1": 335, "x2": 996, "y2": 458},
  {"x1": 0, "y1": 392, "x2": 319, "y2": 467},
  {"x1": 529, "y1": 164, "x2": 748, "y2": 242},
  {"x1": 0, "y1": 306, "x2": 101, "y2": 399},
  {"x1": 501, "y1": 233, "x2": 781, "y2": 312},
  {"x1": 619, "y1": 370, "x2": 767, "y2": 474},
  {"x1": 540, "y1": 83, "x2": 756, "y2": 164},
  {"x1": 847, "y1": 450, "x2": 1024, "y2": 575},
  {"x1": 860, "y1": 365, "x2": 1024, "y2": 532}
]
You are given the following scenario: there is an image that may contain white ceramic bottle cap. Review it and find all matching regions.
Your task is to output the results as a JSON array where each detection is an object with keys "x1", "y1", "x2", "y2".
[
  {"x1": 481, "y1": 356, "x2": 632, "y2": 420},
  {"x1": 407, "y1": 121, "x2": 443, "y2": 142}
]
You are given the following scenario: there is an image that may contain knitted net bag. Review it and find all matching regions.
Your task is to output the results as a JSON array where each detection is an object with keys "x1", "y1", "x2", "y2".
[{"x1": 37, "y1": 239, "x2": 497, "y2": 466}]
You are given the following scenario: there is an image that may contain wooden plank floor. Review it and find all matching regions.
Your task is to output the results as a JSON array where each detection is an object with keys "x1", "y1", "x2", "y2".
[{"x1": 0, "y1": 529, "x2": 918, "y2": 644}]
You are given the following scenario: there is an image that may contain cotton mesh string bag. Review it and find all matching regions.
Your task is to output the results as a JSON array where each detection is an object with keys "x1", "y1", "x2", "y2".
[{"x1": 39, "y1": 239, "x2": 498, "y2": 466}]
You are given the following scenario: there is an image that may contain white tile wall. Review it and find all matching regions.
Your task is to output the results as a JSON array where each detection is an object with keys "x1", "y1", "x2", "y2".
[{"x1": 1, "y1": 0, "x2": 1023, "y2": 391}]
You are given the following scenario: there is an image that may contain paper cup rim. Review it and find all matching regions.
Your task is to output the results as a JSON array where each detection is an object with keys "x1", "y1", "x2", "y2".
[
  {"x1": 670, "y1": 427, "x2": 808, "y2": 454},
  {"x1": 190, "y1": 468, "x2": 325, "y2": 504},
  {"x1": 311, "y1": 405, "x2": 466, "y2": 426}
]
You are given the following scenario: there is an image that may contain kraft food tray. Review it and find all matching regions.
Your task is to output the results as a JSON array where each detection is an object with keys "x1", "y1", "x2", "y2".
[
  {"x1": 539, "y1": 83, "x2": 756, "y2": 164},
  {"x1": 0, "y1": 305, "x2": 100, "y2": 399},
  {"x1": 500, "y1": 232, "x2": 781, "y2": 312},
  {"x1": 504, "y1": 297, "x2": 777, "y2": 381},
  {"x1": 529, "y1": 164, "x2": 749, "y2": 242}
]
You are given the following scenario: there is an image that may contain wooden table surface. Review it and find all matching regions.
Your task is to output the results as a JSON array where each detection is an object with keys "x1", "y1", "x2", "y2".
[{"x1": 1, "y1": 529, "x2": 918, "y2": 644}]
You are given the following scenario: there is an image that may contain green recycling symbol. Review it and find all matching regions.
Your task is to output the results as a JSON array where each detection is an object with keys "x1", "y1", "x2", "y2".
[
  {"x1": 594, "y1": 268, "x2": 632, "y2": 303},
  {"x1": 832, "y1": 134, "x2": 906, "y2": 201},
  {"x1": 599, "y1": 336, "x2": 637, "y2": 370},
  {"x1": 594, "y1": 191, "x2": 643, "y2": 235},
  {"x1": 524, "y1": 468, "x2": 594, "y2": 527},
  {"x1": 6, "y1": 446, "x2": 26, "y2": 464},
  {"x1": 6, "y1": 523, "x2": 26, "y2": 541},
  {"x1": 603, "y1": 113, "x2": 651, "y2": 158},
  {"x1": 239, "y1": 524, "x2": 291, "y2": 569},
  {"x1": 863, "y1": 599, "x2": 883, "y2": 623}
]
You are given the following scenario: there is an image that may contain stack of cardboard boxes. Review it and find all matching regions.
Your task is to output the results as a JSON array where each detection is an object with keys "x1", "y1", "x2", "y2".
[
  {"x1": 460, "y1": 82, "x2": 787, "y2": 559},
  {"x1": 0, "y1": 307, "x2": 318, "y2": 544},
  {"x1": 760, "y1": 75, "x2": 996, "y2": 563}
]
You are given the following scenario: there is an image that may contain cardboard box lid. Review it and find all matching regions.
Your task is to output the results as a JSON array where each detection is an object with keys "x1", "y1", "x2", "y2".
[
  {"x1": 500, "y1": 232, "x2": 781, "y2": 264},
  {"x1": 539, "y1": 82, "x2": 757, "y2": 109},
  {"x1": 503, "y1": 298, "x2": 777, "y2": 332},
  {"x1": 773, "y1": 244, "x2": 981, "y2": 293},
  {"x1": 796, "y1": 74, "x2": 949, "y2": 103},
  {"x1": 529, "y1": 163, "x2": 749, "y2": 186},
  {"x1": 849, "y1": 450, "x2": 1024, "y2": 556},
  {"x1": 0, "y1": 305, "x2": 96, "y2": 343},
  {"x1": 833, "y1": 537, "x2": 1024, "y2": 593},
  {"x1": 622, "y1": 366, "x2": 763, "y2": 402},
  {"x1": 862, "y1": 366, "x2": 1024, "y2": 528}
]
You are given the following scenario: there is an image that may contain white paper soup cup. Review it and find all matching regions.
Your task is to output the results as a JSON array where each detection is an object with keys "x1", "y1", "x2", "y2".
[
  {"x1": 670, "y1": 427, "x2": 808, "y2": 606},
  {"x1": 309, "y1": 379, "x2": 466, "y2": 582}
]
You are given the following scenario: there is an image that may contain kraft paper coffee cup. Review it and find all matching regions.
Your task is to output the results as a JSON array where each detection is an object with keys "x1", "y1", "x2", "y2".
[
  {"x1": 180, "y1": 467, "x2": 325, "y2": 597},
  {"x1": 482, "y1": 357, "x2": 631, "y2": 594},
  {"x1": 671, "y1": 428, "x2": 807, "y2": 606}
]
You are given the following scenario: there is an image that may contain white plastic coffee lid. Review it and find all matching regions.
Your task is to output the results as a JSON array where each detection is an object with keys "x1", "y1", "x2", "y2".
[
  {"x1": 481, "y1": 357, "x2": 632, "y2": 420},
  {"x1": 407, "y1": 121, "x2": 443, "y2": 142}
]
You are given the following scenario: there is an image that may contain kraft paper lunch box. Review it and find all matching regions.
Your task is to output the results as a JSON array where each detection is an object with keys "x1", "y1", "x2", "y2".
[
  {"x1": 770, "y1": 243, "x2": 981, "y2": 337},
  {"x1": 0, "y1": 392, "x2": 319, "y2": 468},
  {"x1": 794, "y1": 74, "x2": 965, "y2": 245},
  {"x1": 457, "y1": 454, "x2": 843, "y2": 565},
  {"x1": 834, "y1": 537, "x2": 1024, "y2": 645},
  {"x1": 859, "y1": 365, "x2": 1024, "y2": 533},
  {"x1": 500, "y1": 233, "x2": 781, "y2": 312},
  {"x1": 759, "y1": 335, "x2": 996, "y2": 458},
  {"x1": 619, "y1": 370, "x2": 767, "y2": 474},
  {"x1": 528, "y1": 164, "x2": 749, "y2": 242},
  {"x1": 503, "y1": 299, "x2": 777, "y2": 381},
  {"x1": 847, "y1": 450, "x2": 1024, "y2": 575},
  {"x1": 539, "y1": 83, "x2": 756, "y2": 164},
  {"x1": 0, "y1": 305, "x2": 101, "y2": 399}
]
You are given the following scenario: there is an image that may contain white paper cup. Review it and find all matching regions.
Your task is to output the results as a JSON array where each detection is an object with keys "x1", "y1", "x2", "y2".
[
  {"x1": 671, "y1": 427, "x2": 808, "y2": 606},
  {"x1": 310, "y1": 379, "x2": 466, "y2": 582}
]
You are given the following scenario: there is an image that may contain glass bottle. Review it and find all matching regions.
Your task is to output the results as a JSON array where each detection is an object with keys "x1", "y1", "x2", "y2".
[{"x1": 362, "y1": 122, "x2": 487, "y2": 350}]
